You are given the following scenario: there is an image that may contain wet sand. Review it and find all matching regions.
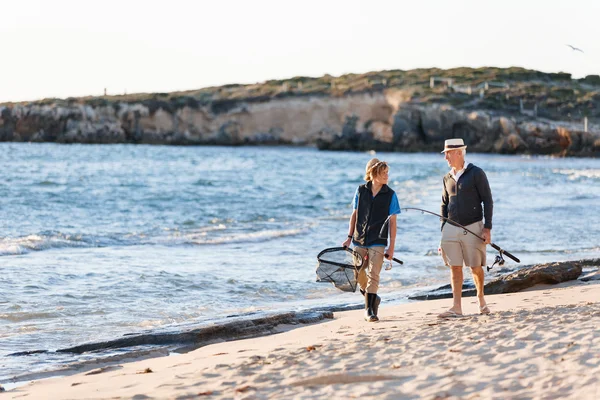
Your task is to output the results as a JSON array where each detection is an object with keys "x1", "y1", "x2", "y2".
[{"x1": 7, "y1": 280, "x2": 600, "y2": 399}]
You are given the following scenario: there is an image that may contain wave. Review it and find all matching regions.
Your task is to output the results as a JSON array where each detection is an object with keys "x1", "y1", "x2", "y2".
[
  {"x1": 187, "y1": 227, "x2": 308, "y2": 245},
  {"x1": 193, "y1": 179, "x2": 214, "y2": 186},
  {"x1": 504, "y1": 246, "x2": 600, "y2": 254},
  {"x1": 570, "y1": 194, "x2": 596, "y2": 201},
  {"x1": 0, "y1": 224, "x2": 310, "y2": 256},
  {"x1": 553, "y1": 169, "x2": 600, "y2": 180},
  {"x1": 0, "y1": 311, "x2": 61, "y2": 323},
  {"x1": 0, "y1": 233, "x2": 93, "y2": 256},
  {"x1": 36, "y1": 180, "x2": 62, "y2": 186}
]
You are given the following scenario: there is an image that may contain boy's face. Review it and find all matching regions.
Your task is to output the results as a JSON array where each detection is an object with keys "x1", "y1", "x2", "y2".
[{"x1": 374, "y1": 168, "x2": 389, "y2": 185}]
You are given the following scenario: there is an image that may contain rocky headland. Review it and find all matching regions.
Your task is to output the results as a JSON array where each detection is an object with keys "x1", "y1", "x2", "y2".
[{"x1": 1, "y1": 67, "x2": 599, "y2": 156}]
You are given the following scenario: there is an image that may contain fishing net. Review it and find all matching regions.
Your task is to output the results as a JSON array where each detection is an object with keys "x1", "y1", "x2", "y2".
[{"x1": 315, "y1": 247, "x2": 364, "y2": 293}]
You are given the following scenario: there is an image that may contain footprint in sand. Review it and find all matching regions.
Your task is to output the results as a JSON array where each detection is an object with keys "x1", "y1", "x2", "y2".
[
  {"x1": 84, "y1": 365, "x2": 122, "y2": 375},
  {"x1": 170, "y1": 362, "x2": 191, "y2": 368},
  {"x1": 289, "y1": 373, "x2": 409, "y2": 386}
]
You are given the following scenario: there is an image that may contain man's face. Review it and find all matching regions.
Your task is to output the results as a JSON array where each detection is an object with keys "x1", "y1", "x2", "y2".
[{"x1": 444, "y1": 149, "x2": 464, "y2": 169}]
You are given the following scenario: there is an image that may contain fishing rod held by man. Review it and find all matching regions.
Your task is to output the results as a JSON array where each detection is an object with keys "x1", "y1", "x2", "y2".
[
  {"x1": 436, "y1": 138, "x2": 494, "y2": 317},
  {"x1": 401, "y1": 207, "x2": 520, "y2": 264}
]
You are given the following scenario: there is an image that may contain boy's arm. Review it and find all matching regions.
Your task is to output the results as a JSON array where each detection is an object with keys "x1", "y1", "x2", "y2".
[{"x1": 385, "y1": 214, "x2": 397, "y2": 258}]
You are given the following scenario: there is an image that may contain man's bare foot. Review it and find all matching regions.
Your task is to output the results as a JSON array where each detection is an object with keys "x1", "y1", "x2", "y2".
[{"x1": 437, "y1": 309, "x2": 463, "y2": 318}]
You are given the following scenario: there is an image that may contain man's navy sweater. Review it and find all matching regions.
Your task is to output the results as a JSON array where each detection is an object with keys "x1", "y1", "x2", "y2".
[{"x1": 441, "y1": 164, "x2": 493, "y2": 230}]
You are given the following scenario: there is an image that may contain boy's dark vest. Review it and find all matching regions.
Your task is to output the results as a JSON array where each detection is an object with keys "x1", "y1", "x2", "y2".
[{"x1": 353, "y1": 182, "x2": 394, "y2": 246}]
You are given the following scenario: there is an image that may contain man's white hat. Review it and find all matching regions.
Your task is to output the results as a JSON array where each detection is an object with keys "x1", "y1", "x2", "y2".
[{"x1": 441, "y1": 138, "x2": 467, "y2": 153}]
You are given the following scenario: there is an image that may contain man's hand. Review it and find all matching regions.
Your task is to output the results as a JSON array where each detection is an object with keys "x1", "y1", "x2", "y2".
[{"x1": 482, "y1": 228, "x2": 491, "y2": 244}]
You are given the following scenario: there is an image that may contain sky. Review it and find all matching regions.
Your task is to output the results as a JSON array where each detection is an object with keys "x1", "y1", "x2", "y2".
[{"x1": 0, "y1": 0, "x2": 598, "y2": 103}]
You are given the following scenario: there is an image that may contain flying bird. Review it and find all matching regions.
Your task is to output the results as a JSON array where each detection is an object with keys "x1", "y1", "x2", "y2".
[{"x1": 566, "y1": 44, "x2": 584, "y2": 53}]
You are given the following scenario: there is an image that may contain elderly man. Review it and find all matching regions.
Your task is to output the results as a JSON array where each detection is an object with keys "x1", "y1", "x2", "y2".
[{"x1": 438, "y1": 138, "x2": 493, "y2": 318}]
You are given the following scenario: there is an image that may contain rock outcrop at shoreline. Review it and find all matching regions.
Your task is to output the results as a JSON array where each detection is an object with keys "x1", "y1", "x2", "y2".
[
  {"x1": 8, "y1": 311, "x2": 333, "y2": 357},
  {"x1": 409, "y1": 258, "x2": 599, "y2": 300},
  {"x1": 1, "y1": 67, "x2": 599, "y2": 156}
]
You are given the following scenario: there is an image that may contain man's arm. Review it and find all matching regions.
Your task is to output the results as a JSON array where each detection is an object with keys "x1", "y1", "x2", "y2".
[
  {"x1": 475, "y1": 169, "x2": 493, "y2": 243},
  {"x1": 440, "y1": 176, "x2": 449, "y2": 231},
  {"x1": 475, "y1": 169, "x2": 493, "y2": 230}
]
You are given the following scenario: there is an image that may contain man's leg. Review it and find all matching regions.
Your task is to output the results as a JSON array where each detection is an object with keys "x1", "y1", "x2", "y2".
[
  {"x1": 463, "y1": 221, "x2": 490, "y2": 314},
  {"x1": 449, "y1": 266, "x2": 464, "y2": 314},
  {"x1": 439, "y1": 222, "x2": 465, "y2": 317},
  {"x1": 471, "y1": 266, "x2": 489, "y2": 313}
]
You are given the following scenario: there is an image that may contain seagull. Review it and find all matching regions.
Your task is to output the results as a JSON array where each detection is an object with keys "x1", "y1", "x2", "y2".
[{"x1": 566, "y1": 44, "x2": 584, "y2": 53}]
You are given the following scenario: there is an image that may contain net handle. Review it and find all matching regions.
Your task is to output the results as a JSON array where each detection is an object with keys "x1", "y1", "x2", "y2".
[
  {"x1": 317, "y1": 246, "x2": 363, "y2": 269},
  {"x1": 317, "y1": 246, "x2": 361, "y2": 259}
]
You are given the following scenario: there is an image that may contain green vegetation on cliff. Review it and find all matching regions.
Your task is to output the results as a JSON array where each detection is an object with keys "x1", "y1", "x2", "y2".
[{"x1": 3, "y1": 67, "x2": 599, "y2": 123}]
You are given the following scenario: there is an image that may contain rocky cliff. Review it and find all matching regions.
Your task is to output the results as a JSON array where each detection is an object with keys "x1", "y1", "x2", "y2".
[
  {"x1": 0, "y1": 92, "x2": 400, "y2": 145},
  {"x1": 319, "y1": 99, "x2": 600, "y2": 157},
  {"x1": 1, "y1": 67, "x2": 599, "y2": 156}
]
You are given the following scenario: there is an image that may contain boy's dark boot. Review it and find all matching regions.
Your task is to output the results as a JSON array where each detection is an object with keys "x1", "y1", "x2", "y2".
[
  {"x1": 360, "y1": 289, "x2": 380, "y2": 316},
  {"x1": 364, "y1": 293, "x2": 379, "y2": 322}
]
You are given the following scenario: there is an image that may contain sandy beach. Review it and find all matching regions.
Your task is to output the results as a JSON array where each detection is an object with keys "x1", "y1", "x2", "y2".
[
  {"x1": 3, "y1": 3, "x2": 600, "y2": 399},
  {"x1": 6, "y1": 280, "x2": 600, "y2": 399}
]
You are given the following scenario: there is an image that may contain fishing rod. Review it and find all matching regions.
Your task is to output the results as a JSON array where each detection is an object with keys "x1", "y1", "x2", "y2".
[
  {"x1": 383, "y1": 207, "x2": 520, "y2": 271},
  {"x1": 361, "y1": 217, "x2": 404, "y2": 268}
]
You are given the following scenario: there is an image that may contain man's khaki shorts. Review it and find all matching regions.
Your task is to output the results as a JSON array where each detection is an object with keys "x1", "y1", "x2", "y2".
[{"x1": 440, "y1": 221, "x2": 486, "y2": 268}]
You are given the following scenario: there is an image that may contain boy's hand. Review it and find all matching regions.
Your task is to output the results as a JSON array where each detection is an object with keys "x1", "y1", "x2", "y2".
[{"x1": 384, "y1": 246, "x2": 394, "y2": 259}]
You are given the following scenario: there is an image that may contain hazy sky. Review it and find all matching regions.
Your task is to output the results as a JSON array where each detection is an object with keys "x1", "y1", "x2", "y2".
[{"x1": 1, "y1": 0, "x2": 598, "y2": 103}]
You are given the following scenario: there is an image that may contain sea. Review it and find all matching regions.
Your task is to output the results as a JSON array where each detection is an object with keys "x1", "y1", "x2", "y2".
[{"x1": 1, "y1": 143, "x2": 599, "y2": 383}]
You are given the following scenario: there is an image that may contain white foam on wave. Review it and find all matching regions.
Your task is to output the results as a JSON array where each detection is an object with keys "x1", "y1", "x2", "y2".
[
  {"x1": 189, "y1": 227, "x2": 308, "y2": 245},
  {"x1": 0, "y1": 234, "x2": 90, "y2": 256},
  {"x1": 156, "y1": 224, "x2": 227, "y2": 238},
  {"x1": 553, "y1": 169, "x2": 600, "y2": 180},
  {"x1": 0, "y1": 223, "x2": 304, "y2": 255},
  {"x1": 0, "y1": 224, "x2": 230, "y2": 256}
]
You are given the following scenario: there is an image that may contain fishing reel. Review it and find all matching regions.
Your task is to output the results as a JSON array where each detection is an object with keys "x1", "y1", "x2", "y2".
[{"x1": 487, "y1": 251, "x2": 506, "y2": 272}]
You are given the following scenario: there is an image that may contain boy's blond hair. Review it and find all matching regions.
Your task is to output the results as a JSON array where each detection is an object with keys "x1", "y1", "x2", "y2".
[{"x1": 364, "y1": 158, "x2": 388, "y2": 182}]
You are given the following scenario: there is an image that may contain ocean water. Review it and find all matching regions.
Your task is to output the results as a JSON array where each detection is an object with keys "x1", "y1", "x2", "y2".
[{"x1": 1, "y1": 143, "x2": 599, "y2": 382}]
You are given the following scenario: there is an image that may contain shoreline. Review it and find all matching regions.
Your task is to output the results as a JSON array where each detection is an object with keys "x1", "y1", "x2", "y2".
[
  {"x1": 4, "y1": 259, "x2": 598, "y2": 389},
  {"x1": 0, "y1": 141, "x2": 599, "y2": 158},
  {"x1": 2, "y1": 302, "x2": 376, "y2": 385},
  {"x1": 6, "y1": 279, "x2": 600, "y2": 399}
]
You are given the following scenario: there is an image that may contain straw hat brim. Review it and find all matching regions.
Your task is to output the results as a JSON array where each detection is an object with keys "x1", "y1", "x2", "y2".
[{"x1": 441, "y1": 145, "x2": 467, "y2": 153}]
